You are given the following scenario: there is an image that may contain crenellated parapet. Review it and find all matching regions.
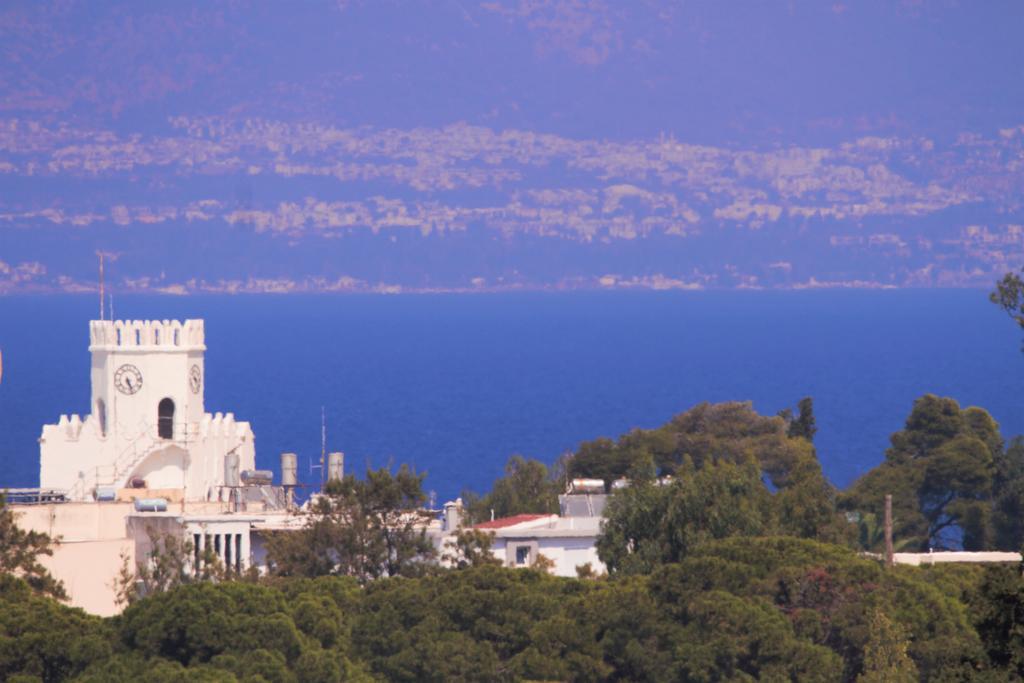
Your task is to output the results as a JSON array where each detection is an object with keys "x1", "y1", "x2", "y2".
[
  {"x1": 89, "y1": 319, "x2": 205, "y2": 351},
  {"x1": 200, "y1": 412, "x2": 253, "y2": 439},
  {"x1": 51, "y1": 413, "x2": 86, "y2": 440}
]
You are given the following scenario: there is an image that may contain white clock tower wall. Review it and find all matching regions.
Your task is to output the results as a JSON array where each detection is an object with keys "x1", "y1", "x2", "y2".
[{"x1": 89, "y1": 320, "x2": 206, "y2": 437}]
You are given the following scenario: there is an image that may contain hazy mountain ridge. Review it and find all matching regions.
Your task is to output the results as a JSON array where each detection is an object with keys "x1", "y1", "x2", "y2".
[{"x1": 1, "y1": 1, "x2": 1022, "y2": 292}]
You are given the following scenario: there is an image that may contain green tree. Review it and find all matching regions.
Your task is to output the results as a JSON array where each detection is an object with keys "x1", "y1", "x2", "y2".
[
  {"x1": 597, "y1": 457, "x2": 774, "y2": 574},
  {"x1": 991, "y1": 270, "x2": 1024, "y2": 351},
  {"x1": 656, "y1": 536, "x2": 985, "y2": 680},
  {"x1": 793, "y1": 396, "x2": 817, "y2": 442},
  {"x1": 114, "y1": 526, "x2": 243, "y2": 606},
  {"x1": 441, "y1": 528, "x2": 502, "y2": 569},
  {"x1": 0, "y1": 574, "x2": 110, "y2": 682},
  {"x1": 265, "y1": 464, "x2": 436, "y2": 581},
  {"x1": 972, "y1": 563, "x2": 1024, "y2": 675},
  {"x1": 351, "y1": 566, "x2": 607, "y2": 682},
  {"x1": 0, "y1": 492, "x2": 66, "y2": 599},
  {"x1": 992, "y1": 437, "x2": 1024, "y2": 550},
  {"x1": 780, "y1": 396, "x2": 818, "y2": 443},
  {"x1": 465, "y1": 454, "x2": 559, "y2": 523},
  {"x1": 569, "y1": 401, "x2": 833, "y2": 494},
  {"x1": 857, "y1": 609, "x2": 919, "y2": 683},
  {"x1": 842, "y1": 394, "x2": 998, "y2": 550}
]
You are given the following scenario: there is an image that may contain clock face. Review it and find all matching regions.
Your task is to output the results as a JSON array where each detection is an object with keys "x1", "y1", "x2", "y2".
[
  {"x1": 189, "y1": 364, "x2": 202, "y2": 394},
  {"x1": 114, "y1": 364, "x2": 143, "y2": 395}
]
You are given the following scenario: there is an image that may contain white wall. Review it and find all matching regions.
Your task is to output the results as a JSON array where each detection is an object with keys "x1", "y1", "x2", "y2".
[{"x1": 492, "y1": 535, "x2": 605, "y2": 577}]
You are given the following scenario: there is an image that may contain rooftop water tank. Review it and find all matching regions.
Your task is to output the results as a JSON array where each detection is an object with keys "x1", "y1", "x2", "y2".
[
  {"x1": 224, "y1": 452, "x2": 240, "y2": 487},
  {"x1": 327, "y1": 452, "x2": 344, "y2": 482},
  {"x1": 281, "y1": 452, "x2": 297, "y2": 487},
  {"x1": 95, "y1": 487, "x2": 116, "y2": 502},
  {"x1": 133, "y1": 498, "x2": 168, "y2": 512},
  {"x1": 241, "y1": 469, "x2": 273, "y2": 486},
  {"x1": 569, "y1": 478, "x2": 605, "y2": 494}
]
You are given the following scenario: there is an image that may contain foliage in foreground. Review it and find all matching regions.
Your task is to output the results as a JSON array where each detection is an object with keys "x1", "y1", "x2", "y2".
[
  {"x1": 0, "y1": 493, "x2": 66, "y2": 599},
  {"x1": 2, "y1": 536, "x2": 1018, "y2": 682}
]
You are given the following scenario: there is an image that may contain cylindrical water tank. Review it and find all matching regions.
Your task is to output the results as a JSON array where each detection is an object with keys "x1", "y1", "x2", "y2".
[
  {"x1": 444, "y1": 498, "x2": 463, "y2": 531},
  {"x1": 224, "y1": 452, "x2": 240, "y2": 487},
  {"x1": 569, "y1": 478, "x2": 605, "y2": 494},
  {"x1": 241, "y1": 469, "x2": 274, "y2": 486},
  {"x1": 133, "y1": 497, "x2": 168, "y2": 512},
  {"x1": 281, "y1": 452, "x2": 298, "y2": 487},
  {"x1": 95, "y1": 487, "x2": 117, "y2": 502},
  {"x1": 327, "y1": 452, "x2": 344, "y2": 482}
]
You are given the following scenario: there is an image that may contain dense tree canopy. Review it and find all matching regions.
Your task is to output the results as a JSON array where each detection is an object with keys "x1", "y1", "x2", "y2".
[
  {"x1": 263, "y1": 464, "x2": 436, "y2": 582},
  {"x1": 568, "y1": 401, "x2": 831, "y2": 492},
  {"x1": 597, "y1": 457, "x2": 774, "y2": 574},
  {"x1": 4, "y1": 536, "x2": 1016, "y2": 682}
]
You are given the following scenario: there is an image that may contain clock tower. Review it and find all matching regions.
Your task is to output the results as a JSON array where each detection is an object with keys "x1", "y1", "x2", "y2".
[
  {"x1": 39, "y1": 319, "x2": 255, "y2": 501},
  {"x1": 89, "y1": 319, "x2": 206, "y2": 442}
]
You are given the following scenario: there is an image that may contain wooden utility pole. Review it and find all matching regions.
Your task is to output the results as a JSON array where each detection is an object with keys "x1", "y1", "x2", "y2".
[{"x1": 884, "y1": 494, "x2": 894, "y2": 567}]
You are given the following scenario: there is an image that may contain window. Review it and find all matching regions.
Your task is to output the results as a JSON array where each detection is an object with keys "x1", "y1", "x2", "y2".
[
  {"x1": 96, "y1": 398, "x2": 107, "y2": 437},
  {"x1": 515, "y1": 546, "x2": 531, "y2": 566},
  {"x1": 158, "y1": 398, "x2": 175, "y2": 439}
]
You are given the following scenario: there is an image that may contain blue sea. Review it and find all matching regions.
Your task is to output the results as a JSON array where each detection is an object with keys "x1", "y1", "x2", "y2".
[{"x1": 2, "y1": 291, "x2": 1023, "y2": 503}]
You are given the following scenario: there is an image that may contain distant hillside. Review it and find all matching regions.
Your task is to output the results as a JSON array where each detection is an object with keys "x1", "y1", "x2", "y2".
[{"x1": 1, "y1": 1, "x2": 1022, "y2": 292}]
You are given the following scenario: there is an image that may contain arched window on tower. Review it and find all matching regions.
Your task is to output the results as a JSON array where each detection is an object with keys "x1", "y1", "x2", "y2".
[
  {"x1": 96, "y1": 398, "x2": 107, "y2": 437},
  {"x1": 158, "y1": 398, "x2": 175, "y2": 439}
]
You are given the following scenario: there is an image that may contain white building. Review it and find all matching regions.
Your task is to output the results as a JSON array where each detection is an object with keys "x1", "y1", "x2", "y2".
[
  {"x1": 39, "y1": 319, "x2": 255, "y2": 502},
  {"x1": 7, "y1": 317, "x2": 283, "y2": 615},
  {"x1": 446, "y1": 493, "x2": 608, "y2": 577}
]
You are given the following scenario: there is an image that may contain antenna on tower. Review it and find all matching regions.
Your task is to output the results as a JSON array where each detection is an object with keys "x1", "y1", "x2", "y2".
[{"x1": 98, "y1": 252, "x2": 105, "y2": 320}]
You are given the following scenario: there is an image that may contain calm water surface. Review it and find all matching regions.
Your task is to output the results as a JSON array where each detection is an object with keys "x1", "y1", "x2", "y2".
[{"x1": 1, "y1": 291, "x2": 1022, "y2": 502}]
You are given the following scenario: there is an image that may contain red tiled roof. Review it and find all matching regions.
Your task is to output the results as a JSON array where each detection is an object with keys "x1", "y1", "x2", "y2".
[{"x1": 473, "y1": 513, "x2": 551, "y2": 530}]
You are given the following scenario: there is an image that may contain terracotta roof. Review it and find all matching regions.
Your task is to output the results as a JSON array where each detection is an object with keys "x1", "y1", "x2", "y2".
[{"x1": 473, "y1": 513, "x2": 552, "y2": 530}]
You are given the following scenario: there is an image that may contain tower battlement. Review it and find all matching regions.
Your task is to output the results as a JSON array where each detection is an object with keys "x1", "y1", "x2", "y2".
[{"x1": 89, "y1": 319, "x2": 205, "y2": 351}]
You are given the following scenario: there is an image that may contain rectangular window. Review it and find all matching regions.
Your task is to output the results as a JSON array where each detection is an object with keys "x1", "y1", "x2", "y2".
[
  {"x1": 515, "y1": 546, "x2": 530, "y2": 565},
  {"x1": 235, "y1": 534, "x2": 242, "y2": 572}
]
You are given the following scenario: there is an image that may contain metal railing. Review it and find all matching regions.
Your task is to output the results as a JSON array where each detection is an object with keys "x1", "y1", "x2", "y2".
[
  {"x1": 3, "y1": 488, "x2": 69, "y2": 505},
  {"x1": 64, "y1": 421, "x2": 191, "y2": 501}
]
